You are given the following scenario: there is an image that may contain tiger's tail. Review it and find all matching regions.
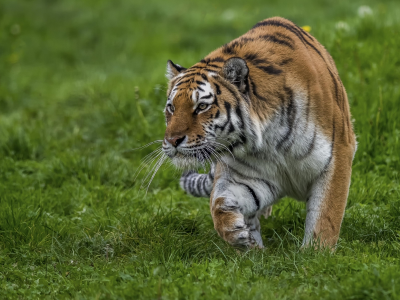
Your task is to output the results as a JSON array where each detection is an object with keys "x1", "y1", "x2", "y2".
[{"x1": 179, "y1": 165, "x2": 215, "y2": 197}]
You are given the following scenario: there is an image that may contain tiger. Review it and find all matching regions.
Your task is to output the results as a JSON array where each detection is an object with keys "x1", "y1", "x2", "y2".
[{"x1": 161, "y1": 17, "x2": 357, "y2": 248}]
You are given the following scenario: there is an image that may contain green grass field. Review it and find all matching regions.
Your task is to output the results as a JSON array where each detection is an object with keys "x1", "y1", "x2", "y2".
[{"x1": 1, "y1": 0, "x2": 400, "y2": 298}]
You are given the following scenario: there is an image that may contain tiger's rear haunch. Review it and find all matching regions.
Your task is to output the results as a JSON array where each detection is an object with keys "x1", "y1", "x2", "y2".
[{"x1": 162, "y1": 17, "x2": 356, "y2": 248}]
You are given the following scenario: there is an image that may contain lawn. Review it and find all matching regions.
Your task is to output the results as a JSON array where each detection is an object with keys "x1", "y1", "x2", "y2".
[{"x1": 1, "y1": 0, "x2": 400, "y2": 299}]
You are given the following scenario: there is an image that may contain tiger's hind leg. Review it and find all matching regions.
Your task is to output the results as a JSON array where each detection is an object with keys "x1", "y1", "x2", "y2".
[{"x1": 303, "y1": 145, "x2": 355, "y2": 248}]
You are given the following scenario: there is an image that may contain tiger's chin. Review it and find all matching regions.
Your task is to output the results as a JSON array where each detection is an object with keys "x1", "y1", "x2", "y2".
[{"x1": 170, "y1": 154, "x2": 209, "y2": 171}]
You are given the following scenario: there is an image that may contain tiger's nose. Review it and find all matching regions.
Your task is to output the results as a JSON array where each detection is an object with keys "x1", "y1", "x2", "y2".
[{"x1": 166, "y1": 136, "x2": 186, "y2": 147}]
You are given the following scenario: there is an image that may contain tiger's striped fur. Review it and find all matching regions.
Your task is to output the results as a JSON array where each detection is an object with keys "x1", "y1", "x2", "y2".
[{"x1": 162, "y1": 17, "x2": 356, "y2": 248}]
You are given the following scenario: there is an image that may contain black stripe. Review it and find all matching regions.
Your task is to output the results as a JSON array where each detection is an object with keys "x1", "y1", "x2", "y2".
[
  {"x1": 187, "y1": 66, "x2": 203, "y2": 70},
  {"x1": 214, "y1": 101, "x2": 232, "y2": 133},
  {"x1": 294, "y1": 23, "x2": 315, "y2": 40},
  {"x1": 256, "y1": 65, "x2": 282, "y2": 75},
  {"x1": 244, "y1": 53, "x2": 267, "y2": 65},
  {"x1": 202, "y1": 176, "x2": 211, "y2": 196},
  {"x1": 239, "y1": 134, "x2": 247, "y2": 145},
  {"x1": 207, "y1": 64, "x2": 220, "y2": 69},
  {"x1": 224, "y1": 101, "x2": 232, "y2": 120},
  {"x1": 189, "y1": 174, "x2": 195, "y2": 193},
  {"x1": 228, "y1": 140, "x2": 244, "y2": 152},
  {"x1": 213, "y1": 96, "x2": 220, "y2": 108},
  {"x1": 296, "y1": 128, "x2": 317, "y2": 160},
  {"x1": 201, "y1": 74, "x2": 208, "y2": 81},
  {"x1": 202, "y1": 176, "x2": 209, "y2": 196},
  {"x1": 327, "y1": 68, "x2": 340, "y2": 109},
  {"x1": 196, "y1": 175, "x2": 202, "y2": 196},
  {"x1": 250, "y1": 79, "x2": 268, "y2": 102},
  {"x1": 229, "y1": 164, "x2": 278, "y2": 200},
  {"x1": 200, "y1": 93, "x2": 213, "y2": 99},
  {"x1": 175, "y1": 79, "x2": 192, "y2": 87},
  {"x1": 228, "y1": 122, "x2": 235, "y2": 133},
  {"x1": 169, "y1": 77, "x2": 180, "y2": 89},
  {"x1": 209, "y1": 56, "x2": 225, "y2": 63},
  {"x1": 259, "y1": 34, "x2": 294, "y2": 49},
  {"x1": 279, "y1": 58, "x2": 293, "y2": 66},
  {"x1": 181, "y1": 71, "x2": 203, "y2": 77},
  {"x1": 197, "y1": 86, "x2": 205, "y2": 92},
  {"x1": 321, "y1": 120, "x2": 335, "y2": 174},
  {"x1": 260, "y1": 179, "x2": 278, "y2": 199},
  {"x1": 235, "y1": 105, "x2": 244, "y2": 129},
  {"x1": 276, "y1": 87, "x2": 296, "y2": 151},
  {"x1": 195, "y1": 176, "x2": 201, "y2": 195},
  {"x1": 274, "y1": 32, "x2": 294, "y2": 43},
  {"x1": 196, "y1": 81, "x2": 206, "y2": 86},
  {"x1": 240, "y1": 37, "x2": 255, "y2": 43},
  {"x1": 214, "y1": 84, "x2": 221, "y2": 95},
  {"x1": 242, "y1": 184, "x2": 260, "y2": 210},
  {"x1": 215, "y1": 109, "x2": 220, "y2": 118},
  {"x1": 278, "y1": 104, "x2": 286, "y2": 126},
  {"x1": 305, "y1": 83, "x2": 311, "y2": 123},
  {"x1": 222, "y1": 42, "x2": 238, "y2": 55},
  {"x1": 216, "y1": 79, "x2": 242, "y2": 104}
]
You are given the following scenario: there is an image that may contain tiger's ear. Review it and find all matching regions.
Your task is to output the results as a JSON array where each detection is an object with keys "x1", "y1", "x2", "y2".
[
  {"x1": 220, "y1": 57, "x2": 249, "y2": 93},
  {"x1": 166, "y1": 60, "x2": 187, "y2": 80}
]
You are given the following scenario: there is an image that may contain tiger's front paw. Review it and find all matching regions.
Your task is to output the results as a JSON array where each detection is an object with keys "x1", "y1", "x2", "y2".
[{"x1": 216, "y1": 221, "x2": 257, "y2": 248}]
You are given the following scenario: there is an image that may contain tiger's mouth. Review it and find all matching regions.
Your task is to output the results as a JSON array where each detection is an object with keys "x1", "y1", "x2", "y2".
[
  {"x1": 164, "y1": 144, "x2": 216, "y2": 170},
  {"x1": 163, "y1": 137, "x2": 234, "y2": 170}
]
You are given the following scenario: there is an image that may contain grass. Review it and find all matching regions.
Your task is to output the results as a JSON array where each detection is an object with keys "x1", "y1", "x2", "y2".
[{"x1": 1, "y1": 0, "x2": 400, "y2": 298}]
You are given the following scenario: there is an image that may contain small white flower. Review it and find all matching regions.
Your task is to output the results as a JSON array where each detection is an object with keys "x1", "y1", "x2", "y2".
[
  {"x1": 77, "y1": 207, "x2": 86, "y2": 215},
  {"x1": 358, "y1": 6, "x2": 373, "y2": 18},
  {"x1": 335, "y1": 21, "x2": 350, "y2": 31}
]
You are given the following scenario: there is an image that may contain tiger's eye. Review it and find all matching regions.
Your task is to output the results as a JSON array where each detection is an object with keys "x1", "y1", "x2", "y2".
[{"x1": 198, "y1": 103, "x2": 208, "y2": 110}]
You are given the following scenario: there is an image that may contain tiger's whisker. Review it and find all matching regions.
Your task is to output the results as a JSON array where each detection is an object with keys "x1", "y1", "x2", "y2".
[
  {"x1": 133, "y1": 148, "x2": 163, "y2": 181},
  {"x1": 144, "y1": 154, "x2": 167, "y2": 194},
  {"x1": 140, "y1": 150, "x2": 166, "y2": 186},
  {"x1": 123, "y1": 140, "x2": 163, "y2": 153}
]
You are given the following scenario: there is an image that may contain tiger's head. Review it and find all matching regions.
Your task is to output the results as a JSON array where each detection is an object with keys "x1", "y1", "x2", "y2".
[{"x1": 162, "y1": 57, "x2": 250, "y2": 169}]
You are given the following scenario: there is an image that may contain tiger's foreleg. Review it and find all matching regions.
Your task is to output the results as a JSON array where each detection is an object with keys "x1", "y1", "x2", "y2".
[
  {"x1": 303, "y1": 145, "x2": 355, "y2": 248},
  {"x1": 209, "y1": 166, "x2": 277, "y2": 248}
]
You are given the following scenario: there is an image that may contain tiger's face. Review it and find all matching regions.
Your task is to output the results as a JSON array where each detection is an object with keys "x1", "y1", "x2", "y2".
[{"x1": 163, "y1": 58, "x2": 250, "y2": 169}]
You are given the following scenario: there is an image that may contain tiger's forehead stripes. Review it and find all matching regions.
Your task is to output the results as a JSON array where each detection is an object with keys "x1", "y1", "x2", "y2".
[{"x1": 169, "y1": 72, "x2": 216, "y2": 105}]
